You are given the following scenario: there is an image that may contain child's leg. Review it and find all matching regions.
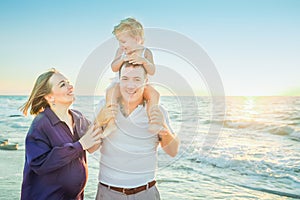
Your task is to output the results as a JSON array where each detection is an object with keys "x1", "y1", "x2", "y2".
[
  {"x1": 144, "y1": 85, "x2": 164, "y2": 134},
  {"x1": 144, "y1": 84, "x2": 160, "y2": 117},
  {"x1": 106, "y1": 83, "x2": 120, "y2": 107},
  {"x1": 101, "y1": 83, "x2": 120, "y2": 138}
]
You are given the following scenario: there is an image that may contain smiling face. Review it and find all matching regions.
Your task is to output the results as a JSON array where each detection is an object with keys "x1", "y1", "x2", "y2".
[
  {"x1": 116, "y1": 31, "x2": 142, "y2": 54},
  {"x1": 46, "y1": 73, "x2": 75, "y2": 106},
  {"x1": 119, "y1": 64, "x2": 147, "y2": 106}
]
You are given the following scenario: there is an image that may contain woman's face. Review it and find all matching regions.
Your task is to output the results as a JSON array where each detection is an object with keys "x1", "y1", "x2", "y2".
[{"x1": 47, "y1": 73, "x2": 74, "y2": 106}]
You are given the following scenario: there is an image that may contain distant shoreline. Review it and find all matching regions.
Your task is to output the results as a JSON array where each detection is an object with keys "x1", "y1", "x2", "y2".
[{"x1": 1, "y1": 95, "x2": 299, "y2": 97}]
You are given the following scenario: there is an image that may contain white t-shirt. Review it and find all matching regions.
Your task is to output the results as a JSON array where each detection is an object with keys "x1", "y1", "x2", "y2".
[{"x1": 97, "y1": 100, "x2": 174, "y2": 188}]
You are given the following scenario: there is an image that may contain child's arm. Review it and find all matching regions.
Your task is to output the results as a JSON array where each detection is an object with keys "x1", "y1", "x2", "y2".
[
  {"x1": 142, "y1": 49, "x2": 155, "y2": 75},
  {"x1": 127, "y1": 48, "x2": 155, "y2": 75},
  {"x1": 111, "y1": 48, "x2": 126, "y2": 72}
]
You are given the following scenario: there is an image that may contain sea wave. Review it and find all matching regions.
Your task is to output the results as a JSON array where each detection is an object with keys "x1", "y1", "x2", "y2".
[
  {"x1": 188, "y1": 147, "x2": 300, "y2": 183},
  {"x1": 184, "y1": 155, "x2": 300, "y2": 198},
  {"x1": 265, "y1": 126, "x2": 295, "y2": 135},
  {"x1": 233, "y1": 183, "x2": 300, "y2": 199},
  {"x1": 209, "y1": 118, "x2": 300, "y2": 138},
  {"x1": 290, "y1": 131, "x2": 300, "y2": 141}
]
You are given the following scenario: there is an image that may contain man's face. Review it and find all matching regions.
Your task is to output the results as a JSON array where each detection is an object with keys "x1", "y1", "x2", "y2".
[{"x1": 119, "y1": 66, "x2": 147, "y2": 105}]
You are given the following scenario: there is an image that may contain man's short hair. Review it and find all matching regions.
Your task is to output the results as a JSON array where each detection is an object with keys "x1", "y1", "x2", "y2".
[{"x1": 119, "y1": 62, "x2": 147, "y2": 78}]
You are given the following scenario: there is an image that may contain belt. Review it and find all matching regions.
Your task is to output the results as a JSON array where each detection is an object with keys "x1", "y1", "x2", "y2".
[{"x1": 100, "y1": 180, "x2": 156, "y2": 195}]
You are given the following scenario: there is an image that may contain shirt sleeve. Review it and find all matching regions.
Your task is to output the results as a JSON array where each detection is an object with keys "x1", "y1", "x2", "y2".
[
  {"x1": 160, "y1": 105, "x2": 175, "y2": 134},
  {"x1": 72, "y1": 109, "x2": 92, "y2": 138},
  {"x1": 25, "y1": 126, "x2": 84, "y2": 175}
]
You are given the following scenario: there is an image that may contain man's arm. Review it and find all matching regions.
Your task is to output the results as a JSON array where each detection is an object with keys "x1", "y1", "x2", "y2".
[
  {"x1": 159, "y1": 125, "x2": 180, "y2": 157},
  {"x1": 149, "y1": 105, "x2": 180, "y2": 157}
]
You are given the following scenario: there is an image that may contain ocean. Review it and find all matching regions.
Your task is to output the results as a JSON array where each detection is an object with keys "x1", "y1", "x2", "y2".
[{"x1": 0, "y1": 95, "x2": 299, "y2": 199}]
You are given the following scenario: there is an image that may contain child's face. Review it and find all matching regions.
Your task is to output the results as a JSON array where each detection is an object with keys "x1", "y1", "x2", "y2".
[{"x1": 117, "y1": 32, "x2": 141, "y2": 54}]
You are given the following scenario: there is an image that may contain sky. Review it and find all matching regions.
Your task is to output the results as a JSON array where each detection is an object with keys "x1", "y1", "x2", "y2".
[{"x1": 0, "y1": 0, "x2": 299, "y2": 96}]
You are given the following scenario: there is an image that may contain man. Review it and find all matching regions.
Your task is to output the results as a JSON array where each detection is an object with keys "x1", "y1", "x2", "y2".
[{"x1": 95, "y1": 62, "x2": 180, "y2": 200}]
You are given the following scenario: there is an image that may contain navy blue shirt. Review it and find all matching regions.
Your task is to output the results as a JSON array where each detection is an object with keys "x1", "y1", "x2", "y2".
[{"x1": 21, "y1": 107, "x2": 90, "y2": 200}]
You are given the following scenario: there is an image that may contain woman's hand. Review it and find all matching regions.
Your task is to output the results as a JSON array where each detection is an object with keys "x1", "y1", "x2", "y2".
[{"x1": 79, "y1": 125, "x2": 102, "y2": 150}]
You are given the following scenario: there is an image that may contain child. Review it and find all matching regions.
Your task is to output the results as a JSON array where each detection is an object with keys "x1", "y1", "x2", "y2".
[{"x1": 96, "y1": 17, "x2": 162, "y2": 137}]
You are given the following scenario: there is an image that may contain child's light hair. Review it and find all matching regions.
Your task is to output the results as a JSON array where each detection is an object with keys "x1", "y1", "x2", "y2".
[{"x1": 112, "y1": 17, "x2": 144, "y2": 43}]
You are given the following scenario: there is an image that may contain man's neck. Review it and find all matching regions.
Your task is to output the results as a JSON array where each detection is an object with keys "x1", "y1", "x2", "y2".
[{"x1": 120, "y1": 99, "x2": 143, "y2": 117}]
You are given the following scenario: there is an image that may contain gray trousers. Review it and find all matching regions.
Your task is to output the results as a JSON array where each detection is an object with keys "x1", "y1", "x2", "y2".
[{"x1": 95, "y1": 182, "x2": 161, "y2": 200}]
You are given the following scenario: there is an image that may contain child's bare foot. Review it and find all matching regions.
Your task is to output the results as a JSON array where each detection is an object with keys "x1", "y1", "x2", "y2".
[{"x1": 101, "y1": 119, "x2": 117, "y2": 138}]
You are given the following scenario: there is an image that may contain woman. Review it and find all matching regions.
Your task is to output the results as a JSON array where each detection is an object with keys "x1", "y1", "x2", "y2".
[{"x1": 20, "y1": 69, "x2": 102, "y2": 200}]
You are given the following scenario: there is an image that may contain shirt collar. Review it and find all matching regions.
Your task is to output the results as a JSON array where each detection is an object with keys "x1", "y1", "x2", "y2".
[{"x1": 43, "y1": 106, "x2": 82, "y2": 126}]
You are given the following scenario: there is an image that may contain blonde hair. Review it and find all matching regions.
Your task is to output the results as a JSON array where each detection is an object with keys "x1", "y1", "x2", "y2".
[
  {"x1": 20, "y1": 69, "x2": 57, "y2": 116},
  {"x1": 112, "y1": 17, "x2": 144, "y2": 43}
]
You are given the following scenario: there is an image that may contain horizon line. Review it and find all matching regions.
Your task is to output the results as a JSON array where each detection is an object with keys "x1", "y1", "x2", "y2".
[{"x1": 0, "y1": 94, "x2": 299, "y2": 97}]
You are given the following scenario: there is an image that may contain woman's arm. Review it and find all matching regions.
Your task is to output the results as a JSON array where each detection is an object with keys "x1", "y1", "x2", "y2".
[
  {"x1": 27, "y1": 122, "x2": 101, "y2": 174},
  {"x1": 26, "y1": 130, "x2": 84, "y2": 175}
]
